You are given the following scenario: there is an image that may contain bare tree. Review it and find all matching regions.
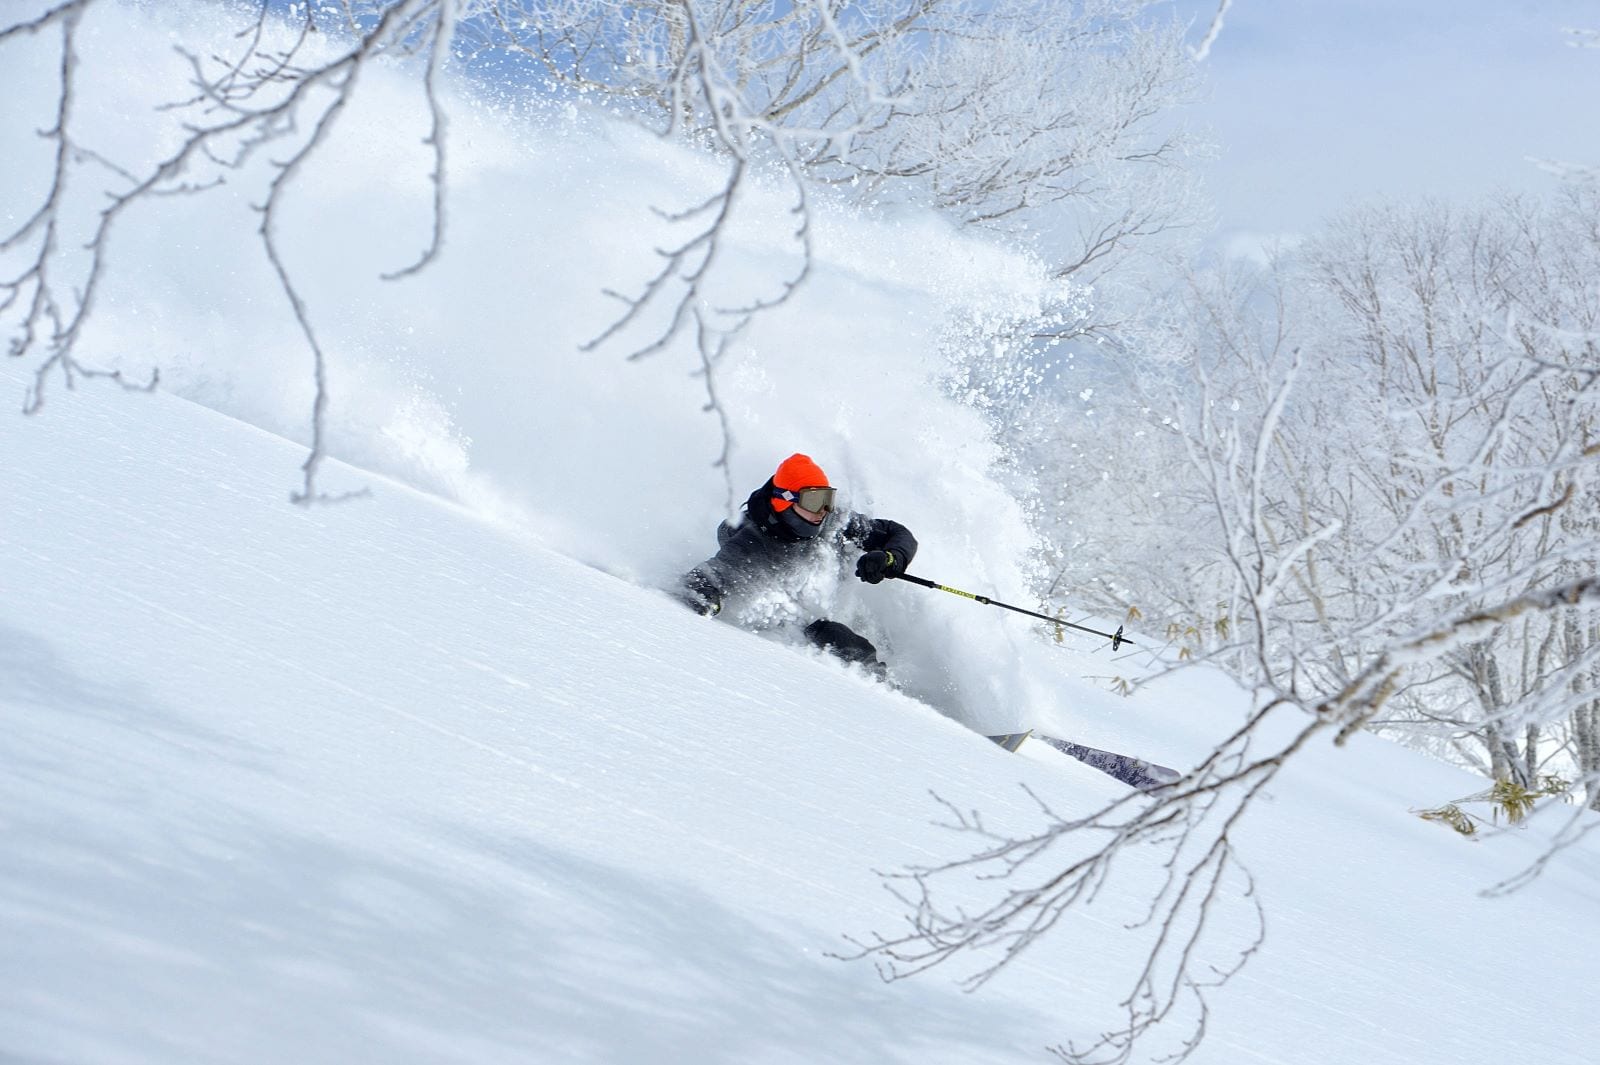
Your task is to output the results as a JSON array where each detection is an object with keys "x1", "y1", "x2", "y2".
[
  {"x1": 846, "y1": 576, "x2": 1600, "y2": 1063},
  {"x1": 471, "y1": 1, "x2": 1203, "y2": 277},
  {"x1": 5, "y1": 0, "x2": 1201, "y2": 505},
  {"x1": 834, "y1": 0, "x2": 1205, "y2": 298},
  {"x1": 2, "y1": 2, "x2": 162, "y2": 409},
  {"x1": 874, "y1": 172, "x2": 1600, "y2": 1060},
  {"x1": 3, "y1": 0, "x2": 461, "y2": 502},
  {"x1": 1188, "y1": 0, "x2": 1232, "y2": 62},
  {"x1": 1036, "y1": 189, "x2": 1600, "y2": 800},
  {"x1": 849, "y1": 307, "x2": 1599, "y2": 1057},
  {"x1": 1289, "y1": 195, "x2": 1600, "y2": 799}
]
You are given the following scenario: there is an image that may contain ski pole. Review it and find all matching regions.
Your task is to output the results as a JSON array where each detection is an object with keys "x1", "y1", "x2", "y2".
[{"x1": 892, "y1": 572, "x2": 1131, "y2": 650}]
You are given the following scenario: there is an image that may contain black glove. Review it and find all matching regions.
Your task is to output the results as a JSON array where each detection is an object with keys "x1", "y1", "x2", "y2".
[
  {"x1": 680, "y1": 571, "x2": 723, "y2": 616},
  {"x1": 680, "y1": 590, "x2": 721, "y2": 616},
  {"x1": 855, "y1": 549, "x2": 901, "y2": 585}
]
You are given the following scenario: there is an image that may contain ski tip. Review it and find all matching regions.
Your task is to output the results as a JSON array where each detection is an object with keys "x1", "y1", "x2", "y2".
[{"x1": 986, "y1": 730, "x2": 1032, "y2": 753}]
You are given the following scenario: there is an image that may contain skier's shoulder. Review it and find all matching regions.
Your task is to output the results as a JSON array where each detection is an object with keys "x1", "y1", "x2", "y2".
[
  {"x1": 717, "y1": 512, "x2": 761, "y2": 548},
  {"x1": 839, "y1": 510, "x2": 874, "y2": 542},
  {"x1": 713, "y1": 513, "x2": 781, "y2": 564}
]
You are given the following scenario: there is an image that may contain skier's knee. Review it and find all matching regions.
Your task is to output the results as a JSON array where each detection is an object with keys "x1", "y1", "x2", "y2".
[{"x1": 804, "y1": 619, "x2": 881, "y2": 668}]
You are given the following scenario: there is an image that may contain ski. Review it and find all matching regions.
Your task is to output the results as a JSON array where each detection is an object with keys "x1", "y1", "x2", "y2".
[
  {"x1": 987, "y1": 730, "x2": 1032, "y2": 753},
  {"x1": 987, "y1": 730, "x2": 1180, "y2": 792}
]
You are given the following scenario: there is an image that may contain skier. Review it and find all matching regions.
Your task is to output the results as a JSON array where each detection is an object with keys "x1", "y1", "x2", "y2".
[
  {"x1": 676, "y1": 453, "x2": 1181, "y2": 790},
  {"x1": 677, "y1": 453, "x2": 917, "y2": 677}
]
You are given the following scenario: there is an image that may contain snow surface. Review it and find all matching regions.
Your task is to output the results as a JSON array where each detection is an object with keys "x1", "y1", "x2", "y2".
[{"x1": 4, "y1": 3, "x2": 1600, "y2": 1063}]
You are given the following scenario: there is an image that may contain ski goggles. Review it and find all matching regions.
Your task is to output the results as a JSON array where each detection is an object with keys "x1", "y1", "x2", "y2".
[{"x1": 774, "y1": 485, "x2": 836, "y2": 513}]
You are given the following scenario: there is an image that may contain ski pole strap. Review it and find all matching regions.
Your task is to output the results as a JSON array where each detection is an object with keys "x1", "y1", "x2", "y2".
[{"x1": 892, "y1": 572, "x2": 1131, "y2": 649}]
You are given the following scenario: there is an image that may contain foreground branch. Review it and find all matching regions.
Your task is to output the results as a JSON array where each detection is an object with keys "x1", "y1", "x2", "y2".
[{"x1": 846, "y1": 576, "x2": 1600, "y2": 1062}]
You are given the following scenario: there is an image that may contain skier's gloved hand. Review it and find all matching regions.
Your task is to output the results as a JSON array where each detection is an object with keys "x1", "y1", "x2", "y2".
[
  {"x1": 679, "y1": 589, "x2": 721, "y2": 616},
  {"x1": 679, "y1": 571, "x2": 723, "y2": 616},
  {"x1": 855, "y1": 549, "x2": 901, "y2": 585}
]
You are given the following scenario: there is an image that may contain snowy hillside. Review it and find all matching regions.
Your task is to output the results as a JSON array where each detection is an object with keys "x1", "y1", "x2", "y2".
[
  {"x1": 5, "y1": 3, "x2": 1600, "y2": 1064},
  {"x1": 8, "y1": 344, "x2": 1600, "y2": 1065},
  {"x1": 2, "y1": 0, "x2": 1080, "y2": 738}
]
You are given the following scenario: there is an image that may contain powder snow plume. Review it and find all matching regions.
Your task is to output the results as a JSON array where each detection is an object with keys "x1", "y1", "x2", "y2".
[{"x1": 2, "y1": 0, "x2": 1085, "y2": 730}]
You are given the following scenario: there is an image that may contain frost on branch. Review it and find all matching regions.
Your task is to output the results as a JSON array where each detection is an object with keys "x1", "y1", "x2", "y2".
[
  {"x1": 5, "y1": 1, "x2": 1202, "y2": 503},
  {"x1": 916, "y1": 187, "x2": 1600, "y2": 1061},
  {"x1": 1045, "y1": 190, "x2": 1600, "y2": 809},
  {"x1": 1, "y1": 1, "x2": 160, "y2": 412},
  {"x1": 2, "y1": 0, "x2": 458, "y2": 503},
  {"x1": 845, "y1": 578, "x2": 1599, "y2": 1064},
  {"x1": 842, "y1": 747, "x2": 1270, "y2": 1065}
]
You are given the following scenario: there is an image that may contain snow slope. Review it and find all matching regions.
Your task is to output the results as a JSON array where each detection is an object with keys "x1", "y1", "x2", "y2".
[
  {"x1": 4, "y1": 3, "x2": 1600, "y2": 1063},
  {"x1": 1, "y1": 0, "x2": 1076, "y2": 738},
  {"x1": 7, "y1": 357, "x2": 1600, "y2": 1065}
]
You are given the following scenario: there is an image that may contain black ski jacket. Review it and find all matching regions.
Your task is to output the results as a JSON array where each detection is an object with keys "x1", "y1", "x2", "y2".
[{"x1": 681, "y1": 479, "x2": 917, "y2": 615}]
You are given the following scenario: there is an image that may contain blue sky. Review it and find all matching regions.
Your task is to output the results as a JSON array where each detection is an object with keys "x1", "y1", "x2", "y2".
[{"x1": 1170, "y1": 0, "x2": 1600, "y2": 237}]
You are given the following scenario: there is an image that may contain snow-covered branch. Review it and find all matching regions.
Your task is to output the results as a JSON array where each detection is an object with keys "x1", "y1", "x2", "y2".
[
  {"x1": 1188, "y1": 0, "x2": 1231, "y2": 61},
  {"x1": 849, "y1": 568, "x2": 1599, "y2": 1061},
  {"x1": 1319, "y1": 578, "x2": 1600, "y2": 742},
  {"x1": 3, "y1": 0, "x2": 459, "y2": 502},
  {"x1": 6, "y1": 0, "x2": 1201, "y2": 500}
]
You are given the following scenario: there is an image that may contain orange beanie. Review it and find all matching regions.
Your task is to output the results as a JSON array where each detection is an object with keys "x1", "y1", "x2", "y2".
[{"x1": 771, "y1": 453, "x2": 829, "y2": 509}]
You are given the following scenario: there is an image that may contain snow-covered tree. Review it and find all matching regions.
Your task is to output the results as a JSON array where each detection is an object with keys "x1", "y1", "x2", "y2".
[
  {"x1": 850, "y1": 194, "x2": 1600, "y2": 1058},
  {"x1": 840, "y1": 23, "x2": 1600, "y2": 1065},
  {"x1": 1043, "y1": 191, "x2": 1600, "y2": 784},
  {"x1": 2, "y1": 0, "x2": 1201, "y2": 500},
  {"x1": 476, "y1": 1, "x2": 1202, "y2": 270}
]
